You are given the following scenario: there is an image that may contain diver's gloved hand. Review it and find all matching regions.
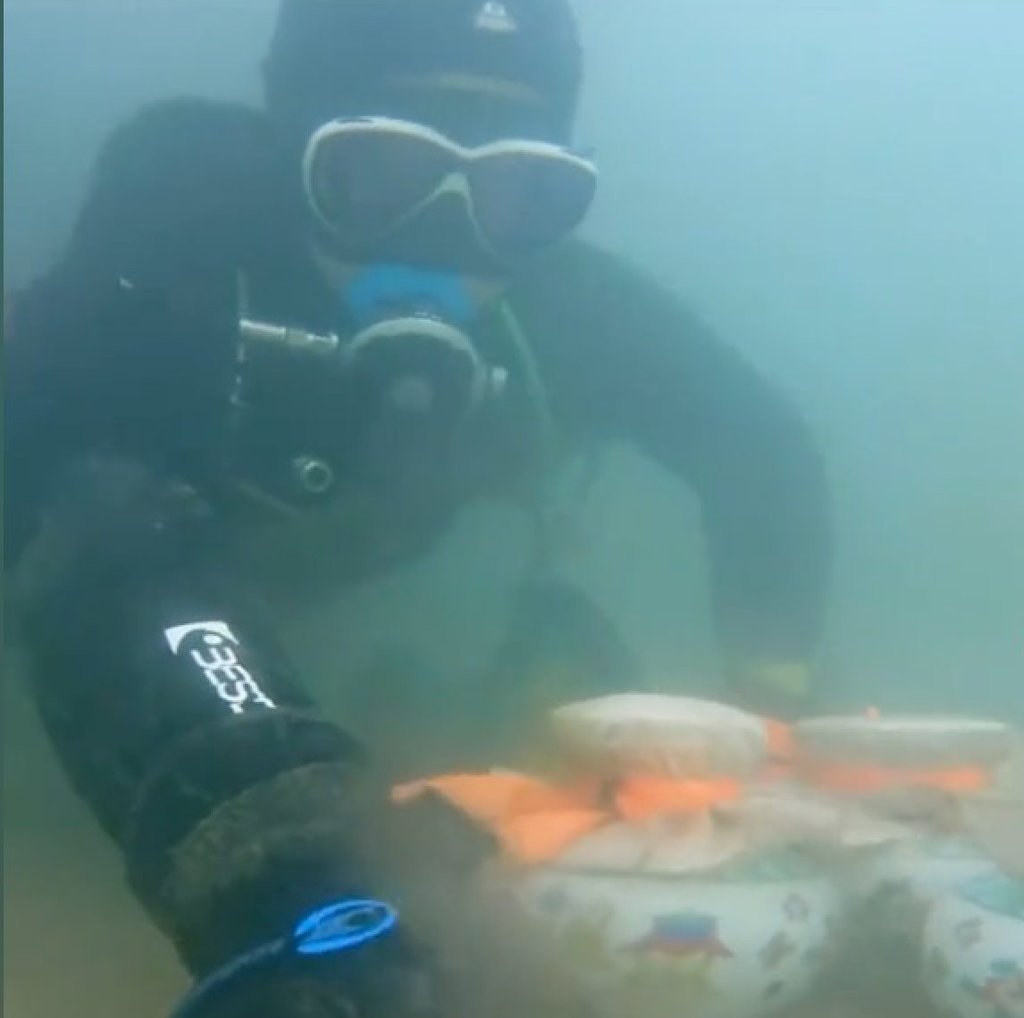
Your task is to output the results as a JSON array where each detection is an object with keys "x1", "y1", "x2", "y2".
[
  {"x1": 155, "y1": 768, "x2": 498, "y2": 964},
  {"x1": 727, "y1": 659, "x2": 815, "y2": 721},
  {"x1": 163, "y1": 786, "x2": 499, "y2": 1018}
]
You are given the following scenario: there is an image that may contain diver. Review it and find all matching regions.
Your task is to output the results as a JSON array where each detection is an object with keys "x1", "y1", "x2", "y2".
[{"x1": 4, "y1": 0, "x2": 832, "y2": 1014}]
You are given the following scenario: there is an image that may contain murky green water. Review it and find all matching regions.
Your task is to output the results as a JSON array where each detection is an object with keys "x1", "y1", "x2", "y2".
[{"x1": 5, "y1": 1, "x2": 1023, "y2": 1015}]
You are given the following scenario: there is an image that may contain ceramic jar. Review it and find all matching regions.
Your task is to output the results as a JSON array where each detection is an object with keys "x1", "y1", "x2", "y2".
[
  {"x1": 922, "y1": 869, "x2": 1024, "y2": 1018},
  {"x1": 514, "y1": 845, "x2": 842, "y2": 1018},
  {"x1": 792, "y1": 713, "x2": 1014, "y2": 1012},
  {"x1": 793, "y1": 714, "x2": 1014, "y2": 921},
  {"x1": 500, "y1": 695, "x2": 843, "y2": 1018}
]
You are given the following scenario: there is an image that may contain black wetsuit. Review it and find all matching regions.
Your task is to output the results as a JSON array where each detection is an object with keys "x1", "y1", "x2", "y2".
[{"x1": 4, "y1": 97, "x2": 831, "y2": 1012}]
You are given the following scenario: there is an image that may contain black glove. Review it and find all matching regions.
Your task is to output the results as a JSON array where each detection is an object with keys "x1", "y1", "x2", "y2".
[{"x1": 160, "y1": 774, "x2": 498, "y2": 1018}]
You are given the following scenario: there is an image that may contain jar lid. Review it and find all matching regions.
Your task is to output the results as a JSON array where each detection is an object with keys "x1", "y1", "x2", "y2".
[
  {"x1": 794, "y1": 715, "x2": 1014, "y2": 774},
  {"x1": 549, "y1": 694, "x2": 768, "y2": 780}
]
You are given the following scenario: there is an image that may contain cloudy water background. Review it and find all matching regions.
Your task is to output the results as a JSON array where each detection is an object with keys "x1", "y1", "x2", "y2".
[{"x1": 4, "y1": 0, "x2": 1023, "y2": 1014}]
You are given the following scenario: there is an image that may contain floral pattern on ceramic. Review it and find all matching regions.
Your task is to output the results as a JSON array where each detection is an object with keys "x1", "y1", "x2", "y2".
[
  {"x1": 514, "y1": 849, "x2": 841, "y2": 1018},
  {"x1": 922, "y1": 871, "x2": 1024, "y2": 1018}
]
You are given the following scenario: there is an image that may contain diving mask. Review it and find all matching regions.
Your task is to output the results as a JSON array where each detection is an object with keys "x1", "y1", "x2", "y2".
[{"x1": 302, "y1": 116, "x2": 598, "y2": 264}]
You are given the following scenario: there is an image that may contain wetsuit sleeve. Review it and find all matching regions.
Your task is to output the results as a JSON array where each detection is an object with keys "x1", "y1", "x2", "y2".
[
  {"x1": 511, "y1": 240, "x2": 832, "y2": 675},
  {"x1": 4, "y1": 103, "x2": 491, "y2": 1005},
  {"x1": 14, "y1": 458, "x2": 373, "y2": 970}
]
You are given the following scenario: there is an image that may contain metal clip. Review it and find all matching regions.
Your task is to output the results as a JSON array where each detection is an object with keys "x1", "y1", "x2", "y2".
[{"x1": 239, "y1": 318, "x2": 340, "y2": 358}]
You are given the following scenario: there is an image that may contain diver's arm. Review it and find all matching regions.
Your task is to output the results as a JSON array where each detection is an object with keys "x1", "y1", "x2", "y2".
[
  {"x1": 4, "y1": 102, "x2": 489, "y2": 1011},
  {"x1": 7, "y1": 415, "x2": 466, "y2": 1015},
  {"x1": 13, "y1": 456, "x2": 492, "y2": 1018},
  {"x1": 14, "y1": 457, "x2": 367, "y2": 966},
  {"x1": 511, "y1": 240, "x2": 832, "y2": 711}
]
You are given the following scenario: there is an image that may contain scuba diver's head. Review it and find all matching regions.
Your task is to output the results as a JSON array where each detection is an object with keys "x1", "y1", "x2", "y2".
[
  {"x1": 263, "y1": 0, "x2": 583, "y2": 149},
  {"x1": 262, "y1": 0, "x2": 594, "y2": 274},
  {"x1": 236, "y1": 1, "x2": 594, "y2": 514}
]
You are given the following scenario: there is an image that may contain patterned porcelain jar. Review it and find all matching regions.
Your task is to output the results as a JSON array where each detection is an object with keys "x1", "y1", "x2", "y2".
[
  {"x1": 496, "y1": 695, "x2": 844, "y2": 1018},
  {"x1": 792, "y1": 714, "x2": 1014, "y2": 1011},
  {"x1": 922, "y1": 870, "x2": 1024, "y2": 1018},
  {"x1": 793, "y1": 715, "x2": 1014, "y2": 919},
  {"x1": 512, "y1": 845, "x2": 842, "y2": 1018}
]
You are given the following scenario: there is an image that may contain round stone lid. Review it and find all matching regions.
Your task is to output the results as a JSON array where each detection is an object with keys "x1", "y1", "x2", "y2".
[
  {"x1": 794, "y1": 715, "x2": 1014, "y2": 772},
  {"x1": 549, "y1": 694, "x2": 769, "y2": 779}
]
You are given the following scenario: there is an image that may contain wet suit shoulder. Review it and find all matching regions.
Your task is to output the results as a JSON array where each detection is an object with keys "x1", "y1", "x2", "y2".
[
  {"x1": 4, "y1": 96, "x2": 283, "y2": 568},
  {"x1": 506, "y1": 238, "x2": 832, "y2": 672}
]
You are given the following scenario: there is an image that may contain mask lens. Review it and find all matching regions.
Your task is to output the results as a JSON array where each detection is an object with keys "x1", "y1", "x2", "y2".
[
  {"x1": 306, "y1": 125, "x2": 454, "y2": 241},
  {"x1": 469, "y1": 150, "x2": 597, "y2": 260}
]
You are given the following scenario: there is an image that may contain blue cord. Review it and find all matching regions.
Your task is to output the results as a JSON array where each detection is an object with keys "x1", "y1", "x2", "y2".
[{"x1": 169, "y1": 899, "x2": 399, "y2": 1018}]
